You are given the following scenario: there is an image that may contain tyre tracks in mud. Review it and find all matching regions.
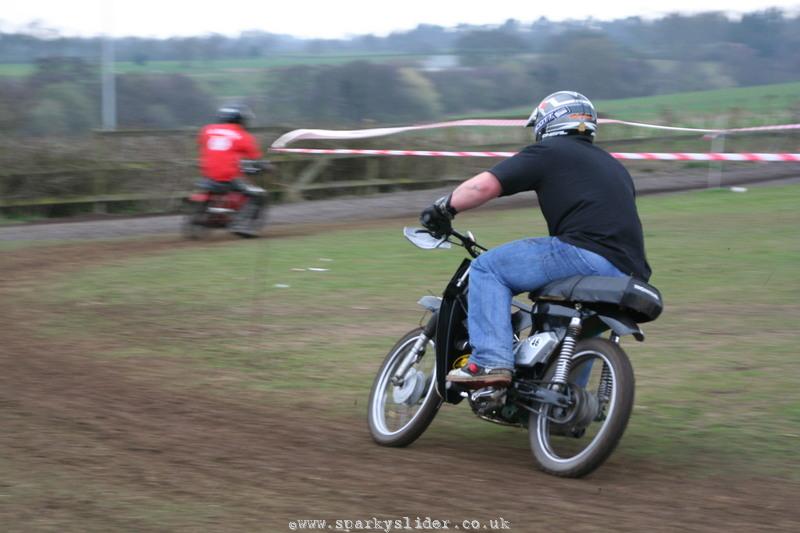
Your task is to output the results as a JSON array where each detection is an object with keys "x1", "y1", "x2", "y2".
[
  {"x1": 2, "y1": 170, "x2": 800, "y2": 530},
  {"x1": 2, "y1": 323, "x2": 799, "y2": 531}
]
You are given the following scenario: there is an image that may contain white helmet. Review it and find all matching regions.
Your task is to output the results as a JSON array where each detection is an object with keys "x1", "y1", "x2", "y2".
[{"x1": 526, "y1": 91, "x2": 597, "y2": 142}]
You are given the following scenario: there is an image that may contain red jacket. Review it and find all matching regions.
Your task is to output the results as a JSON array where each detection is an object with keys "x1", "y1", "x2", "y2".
[{"x1": 198, "y1": 123, "x2": 262, "y2": 182}]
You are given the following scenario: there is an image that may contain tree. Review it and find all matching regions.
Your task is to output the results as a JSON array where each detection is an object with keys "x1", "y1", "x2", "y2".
[
  {"x1": 0, "y1": 79, "x2": 28, "y2": 133},
  {"x1": 730, "y1": 9, "x2": 785, "y2": 58},
  {"x1": 21, "y1": 82, "x2": 96, "y2": 136},
  {"x1": 540, "y1": 31, "x2": 655, "y2": 99},
  {"x1": 455, "y1": 28, "x2": 529, "y2": 67},
  {"x1": 426, "y1": 62, "x2": 542, "y2": 115},
  {"x1": 115, "y1": 74, "x2": 214, "y2": 128},
  {"x1": 262, "y1": 62, "x2": 441, "y2": 125}
]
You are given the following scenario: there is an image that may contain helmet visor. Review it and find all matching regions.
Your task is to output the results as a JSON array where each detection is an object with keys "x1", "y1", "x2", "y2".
[{"x1": 525, "y1": 107, "x2": 540, "y2": 128}]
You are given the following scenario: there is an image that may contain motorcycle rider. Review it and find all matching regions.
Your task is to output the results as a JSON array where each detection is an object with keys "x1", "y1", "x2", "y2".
[
  {"x1": 420, "y1": 91, "x2": 651, "y2": 389},
  {"x1": 198, "y1": 104, "x2": 267, "y2": 237}
]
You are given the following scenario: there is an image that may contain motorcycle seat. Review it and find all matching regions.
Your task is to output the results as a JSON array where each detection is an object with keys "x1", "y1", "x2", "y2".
[
  {"x1": 529, "y1": 275, "x2": 663, "y2": 323},
  {"x1": 195, "y1": 179, "x2": 231, "y2": 194}
]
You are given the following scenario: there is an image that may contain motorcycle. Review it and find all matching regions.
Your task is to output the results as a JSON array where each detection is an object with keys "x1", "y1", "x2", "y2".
[
  {"x1": 182, "y1": 160, "x2": 271, "y2": 239},
  {"x1": 367, "y1": 227, "x2": 663, "y2": 478}
]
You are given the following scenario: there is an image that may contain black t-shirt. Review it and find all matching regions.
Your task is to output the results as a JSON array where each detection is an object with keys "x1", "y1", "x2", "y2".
[{"x1": 489, "y1": 135, "x2": 652, "y2": 281}]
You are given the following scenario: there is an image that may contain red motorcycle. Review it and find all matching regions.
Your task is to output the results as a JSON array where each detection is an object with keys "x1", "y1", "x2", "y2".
[{"x1": 182, "y1": 160, "x2": 270, "y2": 239}]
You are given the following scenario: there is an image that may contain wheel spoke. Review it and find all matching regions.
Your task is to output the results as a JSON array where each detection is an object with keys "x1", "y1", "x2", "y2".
[
  {"x1": 536, "y1": 351, "x2": 618, "y2": 461},
  {"x1": 528, "y1": 338, "x2": 634, "y2": 477},
  {"x1": 370, "y1": 332, "x2": 436, "y2": 437}
]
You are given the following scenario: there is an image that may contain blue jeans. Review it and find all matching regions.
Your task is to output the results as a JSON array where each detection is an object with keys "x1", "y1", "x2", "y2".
[{"x1": 467, "y1": 237, "x2": 625, "y2": 370}]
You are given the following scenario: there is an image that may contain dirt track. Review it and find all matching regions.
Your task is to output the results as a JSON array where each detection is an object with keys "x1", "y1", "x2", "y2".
[
  {"x1": 2, "y1": 173, "x2": 800, "y2": 531},
  {"x1": 2, "y1": 164, "x2": 799, "y2": 242}
]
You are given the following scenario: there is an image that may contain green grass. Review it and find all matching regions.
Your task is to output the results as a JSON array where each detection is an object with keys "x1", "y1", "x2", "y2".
[
  {"x1": 115, "y1": 53, "x2": 431, "y2": 73},
  {"x1": 15, "y1": 184, "x2": 800, "y2": 477},
  {"x1": 0, "y1": 52, "x2": 433, "y2": 97},
  {"x1": 0, "y1": 239, "x2": 63, "y2": 251},
  {"x1": 0, "y1": 63, "x2": 35, "y2": 77},
  {"x1": 491, "y1": 81, "x2": 800, "y2": 129},
  {"x1": 596, "y1": 82, "x2": 800, "y2": 123},
  {"x1": 0, "y1": 52, "x2": 431, "y2": 78},
  {"x1": 3, "y1": 50, "x2": 798, "y2": 127}
]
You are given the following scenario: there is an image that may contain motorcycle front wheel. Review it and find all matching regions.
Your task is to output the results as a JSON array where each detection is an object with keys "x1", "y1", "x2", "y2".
[
  {"x1": 368, "y1": 327, "x2": 441, "y2": 447},
  {"x1": 529, "y1": 337, "x2": 635, "y2": 478}
]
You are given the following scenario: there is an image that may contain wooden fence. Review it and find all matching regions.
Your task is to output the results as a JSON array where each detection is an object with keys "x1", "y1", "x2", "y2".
[{"x1": 0, "y1": 126, "x2": 794, "y2": 217}]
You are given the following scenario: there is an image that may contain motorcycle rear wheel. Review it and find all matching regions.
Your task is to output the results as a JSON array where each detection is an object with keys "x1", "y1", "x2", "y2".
[
  {"x1": 529, "y1": 337, "x2": 635, "y2": 478},
  {"x1": 368, "y1": 327, "x2": 441, "y2": 447},
  {"x1": 182, "y1": 202, "x2": 210, "y2": 240}
]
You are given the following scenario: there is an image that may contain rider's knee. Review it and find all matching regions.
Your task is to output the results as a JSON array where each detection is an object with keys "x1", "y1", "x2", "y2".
[{"x1": 472, "y1": 250, "x2": 495, "y2": 274}]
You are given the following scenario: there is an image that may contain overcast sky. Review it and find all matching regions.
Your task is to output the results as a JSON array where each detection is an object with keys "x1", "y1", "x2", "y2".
[{"x1": 2, "y1": 0, "x2": 799, "y2": 39}]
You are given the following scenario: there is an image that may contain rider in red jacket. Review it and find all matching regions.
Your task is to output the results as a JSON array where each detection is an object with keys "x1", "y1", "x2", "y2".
[{"x1": 198, "y1": 104, "x2": 266, "y2": 237}]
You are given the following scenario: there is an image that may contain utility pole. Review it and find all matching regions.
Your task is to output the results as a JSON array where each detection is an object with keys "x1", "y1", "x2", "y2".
[{"x1": 101, "y1": 1, "x2": 117, "y2": 130}]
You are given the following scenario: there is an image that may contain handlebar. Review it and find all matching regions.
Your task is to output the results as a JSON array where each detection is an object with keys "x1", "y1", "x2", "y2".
[
  {"x1": 405, "y1": 226, "x2": 487, "y2": 257},
  {"x1": 447, "y1": 229, "x2": 487, "y2": 258},
  {"x1": 240, "y1": 160, "x2": 274, "y2": 175}
]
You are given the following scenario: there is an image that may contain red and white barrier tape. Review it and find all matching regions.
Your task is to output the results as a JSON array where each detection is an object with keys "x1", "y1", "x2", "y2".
[
  {"x1": 602, "y1": 119, "x2": 800, "y2": 135},
  {"x1": 270, "y1": 118, "x2": 800, "y2": 148},
  {"x1": 271, "y1": 147, "x2": 800, "y2": 162},
  {"x1": 271, "y1": 119, "x2": 522, "y2": 148},
  {"x1": 609, "y1": 152, "x2": 800, "y2": 162},
  {"x1": 271, "y1": 148, "x2": 517, "y2": 157}
]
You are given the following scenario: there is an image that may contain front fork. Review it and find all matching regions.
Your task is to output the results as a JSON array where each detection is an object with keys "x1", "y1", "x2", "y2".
[
  {"x1": 391, "y1": 334, "x2": 429, "y2": 386},
  {"x1": 391, "y1": 314, "x2": 438, "y2": 387}
]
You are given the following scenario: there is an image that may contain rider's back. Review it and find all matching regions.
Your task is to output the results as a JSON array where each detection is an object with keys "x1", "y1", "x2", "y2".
[
  {"x1": 198, "y1": 123, "x2": 261, "y2": 182},
  {"x1": 490, "y1": 135, "x2": 651, "y2": 281}
]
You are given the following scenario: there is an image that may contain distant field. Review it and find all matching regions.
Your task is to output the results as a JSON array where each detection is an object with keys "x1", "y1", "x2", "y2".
[
  {"x1": 14, "y1": 184, "x2": 800, "y2": 478},
  {"x1": 0, "y1": 63, "x2": 34, "y2": 76},
  {"x1": 3, "y1": 51, "x2": 798, "y2": 127},
  {"x1": 0, "y1": 52, "x2": 434, "y2": 98},
  {"x1": 0, "y1": 52, "x2": 431, "y2": 78},
  {"x1": 490, "y1": 81, "x2": 800, "y2": 129}
]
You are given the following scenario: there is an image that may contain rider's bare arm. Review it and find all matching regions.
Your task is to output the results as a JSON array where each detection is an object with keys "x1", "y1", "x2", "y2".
[{"x1": 449, "y1": 171, "x2": 502, "y2": 213}]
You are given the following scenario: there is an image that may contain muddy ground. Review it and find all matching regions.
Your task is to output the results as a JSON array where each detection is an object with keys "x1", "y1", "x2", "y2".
[{"x1": 2, "y1": 173, "x2": 800, "y2": 532}]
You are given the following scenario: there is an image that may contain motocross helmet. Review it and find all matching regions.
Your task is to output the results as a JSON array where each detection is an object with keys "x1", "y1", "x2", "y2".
[
  {"x1": 525, "y1": 91, "x2": 597, "y2": 143},
  {"x1": 217, "y1": 104, "x2": 255, "y2": 128}
]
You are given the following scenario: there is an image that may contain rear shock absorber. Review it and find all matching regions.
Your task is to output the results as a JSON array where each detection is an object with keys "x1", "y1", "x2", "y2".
[
  {"x1": 598, "y1": 364, "x2": 613, "y2": 403},
  {"x1": 552, "y1": 316, "x2": 582, "y2": 386}
]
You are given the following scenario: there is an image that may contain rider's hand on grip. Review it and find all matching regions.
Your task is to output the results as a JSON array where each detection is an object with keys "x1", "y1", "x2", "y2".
[
  {"x1": 257, "y1": 160, "x2": 275, "y2": 173},
  {"x1": 420, "y1": 194, "x2": 457, "y2": 238},
  {"x1": 241, "y1": 160, "x2": 274, "y2": 175}
]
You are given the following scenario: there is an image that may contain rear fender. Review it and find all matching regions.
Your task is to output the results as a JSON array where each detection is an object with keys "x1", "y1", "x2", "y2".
[
  {"x1": 226, "y1": 192, "x2": 247, "y2": 210},
  {"x1": 189, "y1": 192, "x2": 210, "y2": 203},
  {"x1": 595, "y1": 312, "x2": 645, "y2": 342}
]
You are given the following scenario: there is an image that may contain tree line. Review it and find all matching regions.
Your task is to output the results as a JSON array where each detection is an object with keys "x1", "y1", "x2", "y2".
[
  {"x1": 3, "y1": 11, "x2": 798, "y2": 64},
  {"x1": 0, "y1": 9, "x2": 798, "y2": 135}
]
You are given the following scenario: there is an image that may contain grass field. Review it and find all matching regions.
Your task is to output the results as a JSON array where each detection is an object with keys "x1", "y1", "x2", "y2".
[
  {"x1": 11, "y1": 184, "x2": 798, "y2": 479},
  {"x1": 0, "y1": 52, "x2": 430, "y2": 81},
  {"x1": 0, "y1": 52, "x2": 433, "y2": 98},
  {"x1": 0, "y1": 54, "x2": 418, "y2": 105},
  {"x1": 2, "y1": 49, "x2": 798, "y2": 128},
  {"x1": 491, "y1": 81, "x2": 800, "y2": 130}
]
